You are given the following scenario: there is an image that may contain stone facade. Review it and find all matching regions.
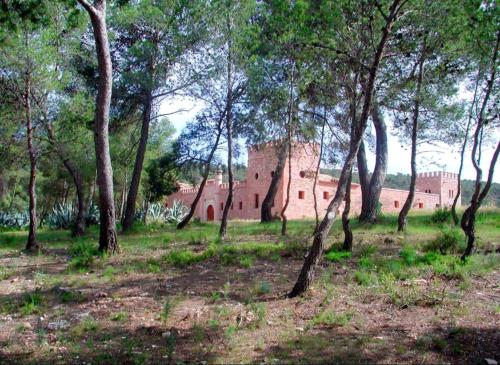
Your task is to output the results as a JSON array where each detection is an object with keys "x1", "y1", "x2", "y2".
[{"x1": 165, "y1": 142, "x2": 460, "y2": 221}]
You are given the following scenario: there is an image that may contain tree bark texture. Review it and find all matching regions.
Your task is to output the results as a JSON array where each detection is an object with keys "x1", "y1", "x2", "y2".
[
  {"x1": 342, "y1": 169, "x2": 353, "y2": 251},
  {"x1": 122, "y1": 91, "x2": 153, "y2": 232},
  {"x1": 78, "y1": 0, "x2": 119, "y2": 253},
  {"x1": 177, "y1": 125, "x2": 223, "y2": 229},
  {"x1": 281, "y1": 137, "x2": 292, "y2": 236},
  {"x1": 289, "y1": 0, "x2": 401, "y2": 297},
  {"x1": 25, "y1": 70, "x2": 39, "y2": 252},
  {"x1": 461, "y1": 32, "x2": 499, "y2": 259},
  {"x1": 359, "y1": 101, "x2": 388, "y2": 223},
  {"x1": 398, "y1": 45, "x2": 425, "y2": 232},
  {"x1": 220, "y1": 33, "x2": 234, "y2": 239},
  {"x1": 261, "y1": 143, "x2": 288, "y2": 222},
  {"x1": 313, "y1": 119, "x2": 326, "y2": 232},
  {"x1": 46, "y1": 123, "x2": 86, "y2": 236}
]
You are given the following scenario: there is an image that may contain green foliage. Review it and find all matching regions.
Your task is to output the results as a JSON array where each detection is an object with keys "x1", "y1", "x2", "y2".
[
  {"x1": 163, "y1": 244, "x2": 217, "y2": 267},
  {"x1": 46, "y1": 202, "x2": 75, "y2": 229},
  {"x1": 68, "y1": 240, "x2": 100, "y2": 270},
  {"x1": 0, "y1": 211, "x2": 29, "y2": 229},
  {"x1": 325, "y1": 250, "x2": 352, "y2": 262},
  {"x1": 310, "y1": 309, "x2": 353, "y2": 327},
  {"x1": 425, "y1": 227, "x2": 465, "y2": 254},
  {"x1": 249, "y1": 302, "x2": 266, "y2": 326},
  {"x1": 110, "y1": 311, "x2": 128, "y2": 322},
  {"x1": 430, "y1": 208, "x2": 452, "y2": 224},
  {"x1": 399, "y1": 245, "x2": 418, "y2": 265},
  {"x1": 20, "y1": 291, "x2": 43, "y2": 316},
  {"x1": 160, "y1": 299, "x2": 173, "y2": 322}
]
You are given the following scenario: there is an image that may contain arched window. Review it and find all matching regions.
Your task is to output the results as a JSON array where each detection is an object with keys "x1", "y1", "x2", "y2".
[
  {"x1": 254, "y1": 194, "x2": 259, "y2": 208},
  {"x1": 239, "y1": 201, "x2": 242, "y2": 210},
  {"x1": 255, "y1": 172, "x2": 259, "y2": 180},
  {"x1": 220, "y1": 202, "x2": 223, "y2": 211}
]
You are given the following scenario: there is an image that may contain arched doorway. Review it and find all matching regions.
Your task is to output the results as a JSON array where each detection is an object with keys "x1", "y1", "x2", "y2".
[{"x1": 206, "y1": 205, "x2": 215, "y2": 221}]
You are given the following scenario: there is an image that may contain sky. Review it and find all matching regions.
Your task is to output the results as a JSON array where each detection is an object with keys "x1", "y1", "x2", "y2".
[{"x1": 159, "y1": 96, "x2": 500, "y2": 183}]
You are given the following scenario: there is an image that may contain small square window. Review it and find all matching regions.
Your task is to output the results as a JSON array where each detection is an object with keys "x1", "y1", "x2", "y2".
[
  {"x1": 418, "y1": 202, "x2": 424, "y2": 209},
  {"x1": 298, "y1": 191, "x2": 305, "y2": 199},
  {"x1": 323, "y1": 191, "x2": 329, "y2": 200},
  {"x1": 394, "y1": 201, "x2": 400, "y2": 208}
]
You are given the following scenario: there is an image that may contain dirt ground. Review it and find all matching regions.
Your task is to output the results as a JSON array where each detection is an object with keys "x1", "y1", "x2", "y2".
[{"x1": 0, "y1": 228, "x2": 499, "y2": 364}]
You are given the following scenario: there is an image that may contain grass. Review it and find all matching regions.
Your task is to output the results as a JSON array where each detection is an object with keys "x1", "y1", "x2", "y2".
[
  {"x1": 309, "y1": 309, "x2": 353, "y2": 328},
  {"x1": 0, "y1": 209, "x2": 498, "y2": 364}
]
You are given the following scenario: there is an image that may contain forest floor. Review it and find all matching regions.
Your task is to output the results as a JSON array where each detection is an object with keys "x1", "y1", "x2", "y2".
[{"x1": 0, "y1": 211, "x2": 498, "y2": 364}]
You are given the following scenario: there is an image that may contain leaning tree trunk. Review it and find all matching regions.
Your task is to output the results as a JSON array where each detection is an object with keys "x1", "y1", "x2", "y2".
[
  {"x1": 359, "y1": 101, "x2": 388, "y2": 223},
  {"x1": 451, "y1": 70, "x2": 480, "y2": 225},
  {"x1": 280, "y1": 137, "x2": 292, "y2": 236},
  {"x1": 398, "y1": 48, "x2": 425, "y2": 232},
  {"x1": 261, "y1": 143, "x2": 288, "y2": 223},
  {"x1": 122, "y1": 91, "x2": 153, "y2": 232},
  {"x1": 25, "y1": 71, "x2": 39, "y2": 252},
  {"x1": 313, "y1": 119, "x2": 326, "y2": 233},
  {"x1": 289, "y1": 0, "x2": 401, "y2": 297},
  {"x1": 46, "y1": 122, "x2": 86, "y2": 236},
  {"x1": 461, "y1": 32, "x2": 499, "y2": 259},
  {"x1": 77, "y1": 0, "x2": 119, "y2": 253},
  {"x1": 341, "y1": 169, "x2": 353, "y2": 251},
  {"x1": 357, "y1": 140, "x2": 370, "y2": 219},
  {"x1": 177, "y1": 126, "x2": 223, "y2": 229},
  {"x1": 220, "y1": 35, "x2": 234, "y2": 239}
]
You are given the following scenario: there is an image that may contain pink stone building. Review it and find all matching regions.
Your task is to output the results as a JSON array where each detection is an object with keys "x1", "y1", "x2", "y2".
[{"x1": 165, "y1": 142, "x2": 460, "y2": 221}]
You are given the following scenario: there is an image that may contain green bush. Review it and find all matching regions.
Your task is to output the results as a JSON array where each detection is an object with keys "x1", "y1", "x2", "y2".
[
  {"x1": 68, "y1": 240, "x2": 100, "y2": 270},
  {"x1": 164, "y1": 244, "x2": 217, "y2": 268},
  {"x1": 325, "y1": 250, "x2": 352, "y2": 262},
  {"x1": 399, "y1": 245, "x2": 418, "y2": 266},
  {"x1": 430, "y1": 208, "x2": 452, "y2": 224},
  {"x1": 426, "y1": 227, "x2": 465, "y2": 254}
]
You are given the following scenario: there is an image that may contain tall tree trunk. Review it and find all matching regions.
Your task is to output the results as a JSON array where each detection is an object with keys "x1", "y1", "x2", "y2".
[
  {"x1": 177, "y1": 126, "x2": 223, "y2": 229},
  {"x1": 25, "y1": 70, "x2": 39, "y2": 252},
  {"x1": 461, "y1": 32, "x2": 499, "y2": 259},
  {"x1": 119, "y1": 172, "x2": 127, "y2": 221},
  {"x1": 289, "y1": 0, "x2": 401, "y2": 297},
  {"x1": 122, "y1": 91, "x2": 153, "y2": 232},
  {"x1": 280, "y1": 63, "x2": 295, "y2": 236},
  {"x1": 280, "y1": 137, "x2": 292, "y2": 236},
  {"x1": 313, "y1": 118, "x2": 326, "y2": 232},
  {"x1": 220, "y1": 30, "x2": 234, "y2": 239},
  {"x1": 398, "y1": 46, "x2": 425, "y2": 232},
  {"x1": 46, "y1": 122, "x2": 86, "y2": 236},
  {"x1": 359, "y1": 101, "x2": 387, "y2": 223},
  {"x1": 341, "y1": 169, "x2": 353, "y2": 251},
  {"x1": 451, "y1": 70, "x2": 480, "y2": 225},
  {"x1": 357, "y1": 139, "x2": 370, "y2": 217},
  {"x1": 261, "y1": 142, "x2": 288, "y2": 222},
  {"x1": 77, "y1": 0, "x2": 119, "y2": 253}
]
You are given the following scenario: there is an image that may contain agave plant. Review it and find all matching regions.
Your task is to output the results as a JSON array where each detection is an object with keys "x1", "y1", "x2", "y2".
[
  {"x1": 165, "y1": 200, "x2": 188, "y2": 223},
  {"x1": 147, "y1": 202, "x2": 168, "y2": 222},
  {"x1": 85, "y1": 204, "x2": 100, "y2": 226},
  {"x1": 46, "y1": 203, "x2": 76, "y2": 229},
  {"x1": 0, "y1": 211, "x2": 29, "y2": 228}
]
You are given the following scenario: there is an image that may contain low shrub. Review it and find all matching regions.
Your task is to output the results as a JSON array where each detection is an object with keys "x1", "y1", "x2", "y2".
[
  {"x1": 430, "y1": 208, "x2": 452, "y2": 224},
  {"x1": 425, "y1": 227, "x2": 465, "y2": 254},
  {"x1": 325, "y1": 250, "x2": 352, "y2": 262},
  {"x1": 68, "y1": 240, "x2": 100, "y2": 270}
]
